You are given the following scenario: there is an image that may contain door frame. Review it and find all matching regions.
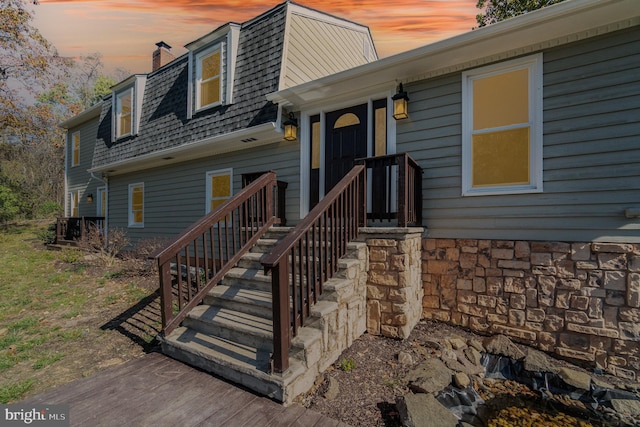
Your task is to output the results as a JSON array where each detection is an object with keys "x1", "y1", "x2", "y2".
[{"x1": 299, "y1": 92, "x2": 397, "y2": 218}]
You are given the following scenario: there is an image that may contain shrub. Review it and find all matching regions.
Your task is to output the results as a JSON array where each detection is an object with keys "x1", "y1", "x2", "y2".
[
  {"x1": 38, "y1": 202, "x2": 62, "y2": 218},
  {"x1": 77, "y1": 226, "x2": 129, "y2": 267},
  {"x1": 37, "y1": 223, "x2": 57, "y2": 244}
]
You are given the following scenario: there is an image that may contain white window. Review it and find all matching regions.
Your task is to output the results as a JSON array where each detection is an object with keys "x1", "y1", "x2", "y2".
[
  {"x1": 196, "y1": 46, "x2": 222, "y2": 111},
  {"x1": 71, "y1": 131, "x2": 80, "y2": 167},
  {"x1": 206, "y1": 169, "x2": 232, "y2": 215},
  {"x1": 128, "y1": 183, "x2": 144, "y2": 227},
  {"x1": 462, "y1": 54, "x2": 543, "y2": 196},
  {"x1": 96, "y1": 186, "x2": 107, "y2": 217},
  {"x1": 70, "y1": 191, "x2": 79, "y2": 217},
  {"x1": 116, "y1": 88, "x2": 133, "y2": 138}
]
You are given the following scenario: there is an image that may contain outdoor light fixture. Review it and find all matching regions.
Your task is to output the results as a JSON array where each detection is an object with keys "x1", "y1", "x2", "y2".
[
  {"x1": 86, "y1": 193, "x2": 94, "y2": 203},
  {"x1": 392, "y1": 83, "x2": 410, "y2": 120},
  {"x1": 283, "y1": 112, "x2": 298, "y2": 141}
]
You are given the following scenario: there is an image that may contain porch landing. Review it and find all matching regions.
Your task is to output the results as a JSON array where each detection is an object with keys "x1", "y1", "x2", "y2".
[{"x1": 23, "y1": 352, "x2": 349, "y2": 427}]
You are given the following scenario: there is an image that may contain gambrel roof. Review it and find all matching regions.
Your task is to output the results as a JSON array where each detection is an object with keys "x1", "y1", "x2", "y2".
[
  {"x1": 93, "y1": 4, "x2": 287, "y2": 170},
  {"x1": 88, "y1": 1, "x2": 377, "y2": 175}
]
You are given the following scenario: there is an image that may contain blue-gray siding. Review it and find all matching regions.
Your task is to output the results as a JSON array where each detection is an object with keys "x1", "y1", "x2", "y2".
[
  {"x1": 66, "y1": 117, "x2": 103, "y2": 217},
  {"x1": 107, "y1": 141, "x2": 300, "y2": 243},
  {"x1": 398, "y1": 28, "x2": 640, "y2": 243}
]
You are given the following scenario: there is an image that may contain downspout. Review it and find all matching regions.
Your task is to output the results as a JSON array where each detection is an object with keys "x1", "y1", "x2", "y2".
[{"x1": 90, "y1": 172, "x2": 108, "y2": 243}]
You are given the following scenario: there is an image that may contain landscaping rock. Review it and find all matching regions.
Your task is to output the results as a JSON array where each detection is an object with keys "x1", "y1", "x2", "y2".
[
  {"x1": 483, "y1": 335, "x2": 525, "y2": 360},
  {"x1": 468, "y1": 339, "x2": 484, "y2": 353},
  {"x1": 404, "y1": 358, "x2": 452, "y2": 393},
  {"x1": 454, "y1": 372, "x2": 471, "y2": 389},
  {"x1": 611, "y1": 399, "x2": 640, "y2": 417},
  {"x1": 398, "y1": 351, "x2": 414, "y2": 365},
  {"x1": 464, "y1": 347, "x2": 482, "y2": 367},
  {"x1": 396, "y1": 393, "x2": 459, "y2": 427},
  {"x1": 523, "y1": 348, "x2": 557, "y2": 374},
  {"x1": 324, "y1": 377, "x2": 339, "y2": 400},
  {"x1": 449, "y1": 337, "x2": 467, "y2": 350},
  {"x1": 558, "y1": 367, "x2": 591, "y2": 390}
]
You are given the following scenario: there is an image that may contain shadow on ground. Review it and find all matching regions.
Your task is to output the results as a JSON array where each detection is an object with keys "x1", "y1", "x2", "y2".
[{"x1": 101, "y1": 289, "x2": 162, "y2": 352}]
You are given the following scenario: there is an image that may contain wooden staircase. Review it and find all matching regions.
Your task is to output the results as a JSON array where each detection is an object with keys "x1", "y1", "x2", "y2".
[{"x1": 160, "y1": 226, "x2": 369, "y2": 404}]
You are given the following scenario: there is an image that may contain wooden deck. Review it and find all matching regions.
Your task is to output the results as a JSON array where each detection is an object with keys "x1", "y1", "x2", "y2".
[{"x1": 24, "y1": 352, "x2": 349, "y2": 427}]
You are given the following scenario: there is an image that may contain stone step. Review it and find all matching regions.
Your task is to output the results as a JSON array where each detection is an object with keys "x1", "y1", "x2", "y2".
[
  {"x1": 161, "y1": 326, "x2": 306, "y2": 403},
  {"x1": 204, "y1": 283, "x2": 273, "y2": 320},
  {"x1": 221, "y1": 267, "x2": 272, "y2": 290},
  {"x1": 184, "y1": 305, "x2": 273, "y2": 351},
  {"x1": 237, "y1": 251, "x2": 267, "y2": 270}
]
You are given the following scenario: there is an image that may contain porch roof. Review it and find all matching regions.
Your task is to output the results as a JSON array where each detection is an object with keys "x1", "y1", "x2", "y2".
[{"x1": 267, "y1": 0, "x2": 640, "y2": 109}]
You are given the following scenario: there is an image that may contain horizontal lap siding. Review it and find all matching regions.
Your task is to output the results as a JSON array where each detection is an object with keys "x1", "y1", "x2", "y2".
[
  {"x1": 67, "y1": 118, "x2": 100, "y2": 217},
  {"x1": 108, "y1": 141, "x2": 300, "y2": 243},
  {"x1": 398, "y1": 28, "x2": 640, "y2": 243},
  {"x1": 283, "y1": 13, "x2": 373, "y2": 88}
]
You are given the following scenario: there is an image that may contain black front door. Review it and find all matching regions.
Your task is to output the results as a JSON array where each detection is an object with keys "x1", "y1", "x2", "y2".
[{"x1": 324, "y1": 104, "x2": 368, "y2": 192}]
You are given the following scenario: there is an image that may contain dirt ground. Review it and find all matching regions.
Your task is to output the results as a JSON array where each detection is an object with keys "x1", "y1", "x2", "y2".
[{"x1": 9, "y1": 260, "x2": 162, "y2": 401}]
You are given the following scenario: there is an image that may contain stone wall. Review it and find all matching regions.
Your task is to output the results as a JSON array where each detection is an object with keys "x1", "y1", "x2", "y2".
[
  {"x1": 362, "y1": 228, "x2": 424, "y2": 339},
  {"x1": 422, "y1": 238, "x2": 640, "y2": 380}
]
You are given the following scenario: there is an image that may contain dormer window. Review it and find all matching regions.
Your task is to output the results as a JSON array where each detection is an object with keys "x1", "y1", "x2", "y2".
[
  {"x1": 111, "y1": 74, "x2": 147, "y2": 141},
  {"x1": 196, "y1": 46, "x2": 222, "y2": 110},
  {"x1": 116, "y1": 88, "x2": 133, "y2": 138},
  {"x1": 185, "y1": 23, "x2": 240, "y2": 119}
]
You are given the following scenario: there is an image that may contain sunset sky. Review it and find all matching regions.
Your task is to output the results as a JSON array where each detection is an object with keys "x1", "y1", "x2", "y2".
[{"x1": 33, "y1": 0, "x2": 480, "y2": 74}]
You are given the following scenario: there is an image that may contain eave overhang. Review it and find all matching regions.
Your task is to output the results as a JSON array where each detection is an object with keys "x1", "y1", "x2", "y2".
[
  {"x1": 89, "y1": 122, "x2": 281, "y2": 176},
  {"x1": 59, "y1": 102, "x2": 103, "y2": 129},
  {"x1": 268, "y1": 0, "x2": 640, "y2": 109}
]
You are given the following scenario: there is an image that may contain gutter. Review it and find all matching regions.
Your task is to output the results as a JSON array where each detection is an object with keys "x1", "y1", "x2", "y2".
[{"x1": 89, "y1": 122, "x2": 280, "y2": 175}]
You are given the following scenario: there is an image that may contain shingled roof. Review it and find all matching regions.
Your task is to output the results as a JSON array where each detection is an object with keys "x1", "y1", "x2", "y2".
[{"x1": 92, "y1": 3, "x2": 287, "y2": 169}]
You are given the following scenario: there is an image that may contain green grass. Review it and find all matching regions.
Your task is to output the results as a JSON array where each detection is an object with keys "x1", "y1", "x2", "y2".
[
  {"x1": 0, "y1": 379, "x2": 34, "y2": 404},
  {"x1": 0, "y1": 222, "x2": 153, "y2": 402}
]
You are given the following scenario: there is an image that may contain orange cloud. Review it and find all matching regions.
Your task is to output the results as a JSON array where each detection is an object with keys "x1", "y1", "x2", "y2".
[{"x1": 36, "y1": 1, "x2": 478, "y2": 72}]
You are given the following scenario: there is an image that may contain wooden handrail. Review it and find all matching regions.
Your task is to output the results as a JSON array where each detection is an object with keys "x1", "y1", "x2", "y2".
[
  {"x1": 154, "y1": 172, "x2": 279, "y2": 336},
  {"x1": 262, "y1": 165, "x2": 366, "y2": 373},
  {"x1": 355, "y1": 153, "x2": 422, "y2": 226}
]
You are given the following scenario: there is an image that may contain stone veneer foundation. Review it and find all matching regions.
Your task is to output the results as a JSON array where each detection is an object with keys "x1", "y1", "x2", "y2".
[
  {"x1": 361, "y1": 228, "x2": 424, "y2": 339},
  {"x1": 421, "y1": 238, "x2": 640, "y2": 380}
]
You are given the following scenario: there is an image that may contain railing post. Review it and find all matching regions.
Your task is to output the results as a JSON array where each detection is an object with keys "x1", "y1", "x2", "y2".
[
  {"x1": 397, "y1": 155, "x2": 408, "y2": 227},
  {"x1": 271, "y1": 262, "x2": 290, "y2": 373},
  {"x1": 359, "y1": 167, "x2": 367, "y2": 227},
  {"x1": 159, "y1": 261, "x2": 174, "y2": 334}
]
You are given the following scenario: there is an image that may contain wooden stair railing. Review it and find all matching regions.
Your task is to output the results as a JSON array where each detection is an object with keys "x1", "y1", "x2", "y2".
[
  {"x1": 55, "y1": 216, "x2": 106, "y2": 244},
  {"x1": 153, "y1": 172, "x2": 280, "y2": 336},
  {"x1": 356, "y1": 153, "x2": 422, "y2": 227},
  {"x1": 262, "y1": 165, "x2": 366, "y2": 373}
]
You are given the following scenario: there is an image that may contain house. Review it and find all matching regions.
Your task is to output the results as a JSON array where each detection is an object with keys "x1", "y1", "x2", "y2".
[
  {"x1": 61, "y1": 0, "x2": 639, "y2": 403},
  {"x1": 267, "y1": 0, "x2": 639, "y2": 384}
]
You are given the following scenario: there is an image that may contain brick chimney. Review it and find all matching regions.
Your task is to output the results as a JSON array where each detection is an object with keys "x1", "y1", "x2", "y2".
[{"x1": 152, "y1": 41, "x2": 175, "y2": 71}]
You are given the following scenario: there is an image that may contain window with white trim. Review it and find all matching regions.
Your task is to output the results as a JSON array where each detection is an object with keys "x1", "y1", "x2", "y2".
[
  {"x1": 116, "y1": 88, "x2": 133, "y2": 138},
  {"x1": 70, "y1": 191, "x2": 79, "y2": 217},
  {"x1": 196, "y1": 46, "x2": 222, "y2": 111},
  {"x1": 71, "y1": 131, "x2": 80, "y2": 167},
  {"x1": 462, "y1": 54, "x2": 543, "y2": 196},
  {"x1": 128, "y1": 183, "x2": 144, "y2": 227},
  {"x1": 206, "y1": 169, "x2": 232, "y2": 215}
]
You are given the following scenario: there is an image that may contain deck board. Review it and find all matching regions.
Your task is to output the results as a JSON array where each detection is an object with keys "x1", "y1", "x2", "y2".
[{"x1": 23, "y1": 352, "x2": 347, "y2": 427}]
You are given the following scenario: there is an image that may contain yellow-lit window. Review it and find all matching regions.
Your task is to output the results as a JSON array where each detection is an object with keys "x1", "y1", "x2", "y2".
[
  {"x1": 71, "y1": 132, "x2": 80, "y2": 166},
  {"x1": 462, "y1": 54, "x2": 542, "y2": 195},
  {"x1": 197, "y1": 48, "x2": 222, "y2": 110},
  {"x1": 206, "y1": 169, "x2": 232, "y2": 215},
  {"x1": 70, "y1": 191, "x2": 79, "y2": 217},
  {"x1": 128, "y1": 183, "x2": 144, "y2": 227},
  {"x1": 116, "y1": 88, "x2": 133, "y2": 138}
]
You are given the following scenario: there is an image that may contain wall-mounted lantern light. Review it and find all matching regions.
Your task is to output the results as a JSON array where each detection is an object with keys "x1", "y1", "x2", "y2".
[
  {"x1": 392, "y1": 83, "x2": 410, "y2": 120},
  {"x1": 283, "y1": 112, "x2": 298, "y2": 141},
  {"x1": 86, "y1": 193, "x2": 94, "y2": 203}
]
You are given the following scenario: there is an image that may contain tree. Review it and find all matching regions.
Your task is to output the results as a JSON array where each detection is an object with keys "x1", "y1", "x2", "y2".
[
  {"x1": 476, "y1": 0, "x2": 565, "y2": 27},
  {"x1": 0, "y1": 0, "x2": 66, "y2": 130},
  {"x1": 0, "y1": 184, "x2": 20, "y2": 226}
]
